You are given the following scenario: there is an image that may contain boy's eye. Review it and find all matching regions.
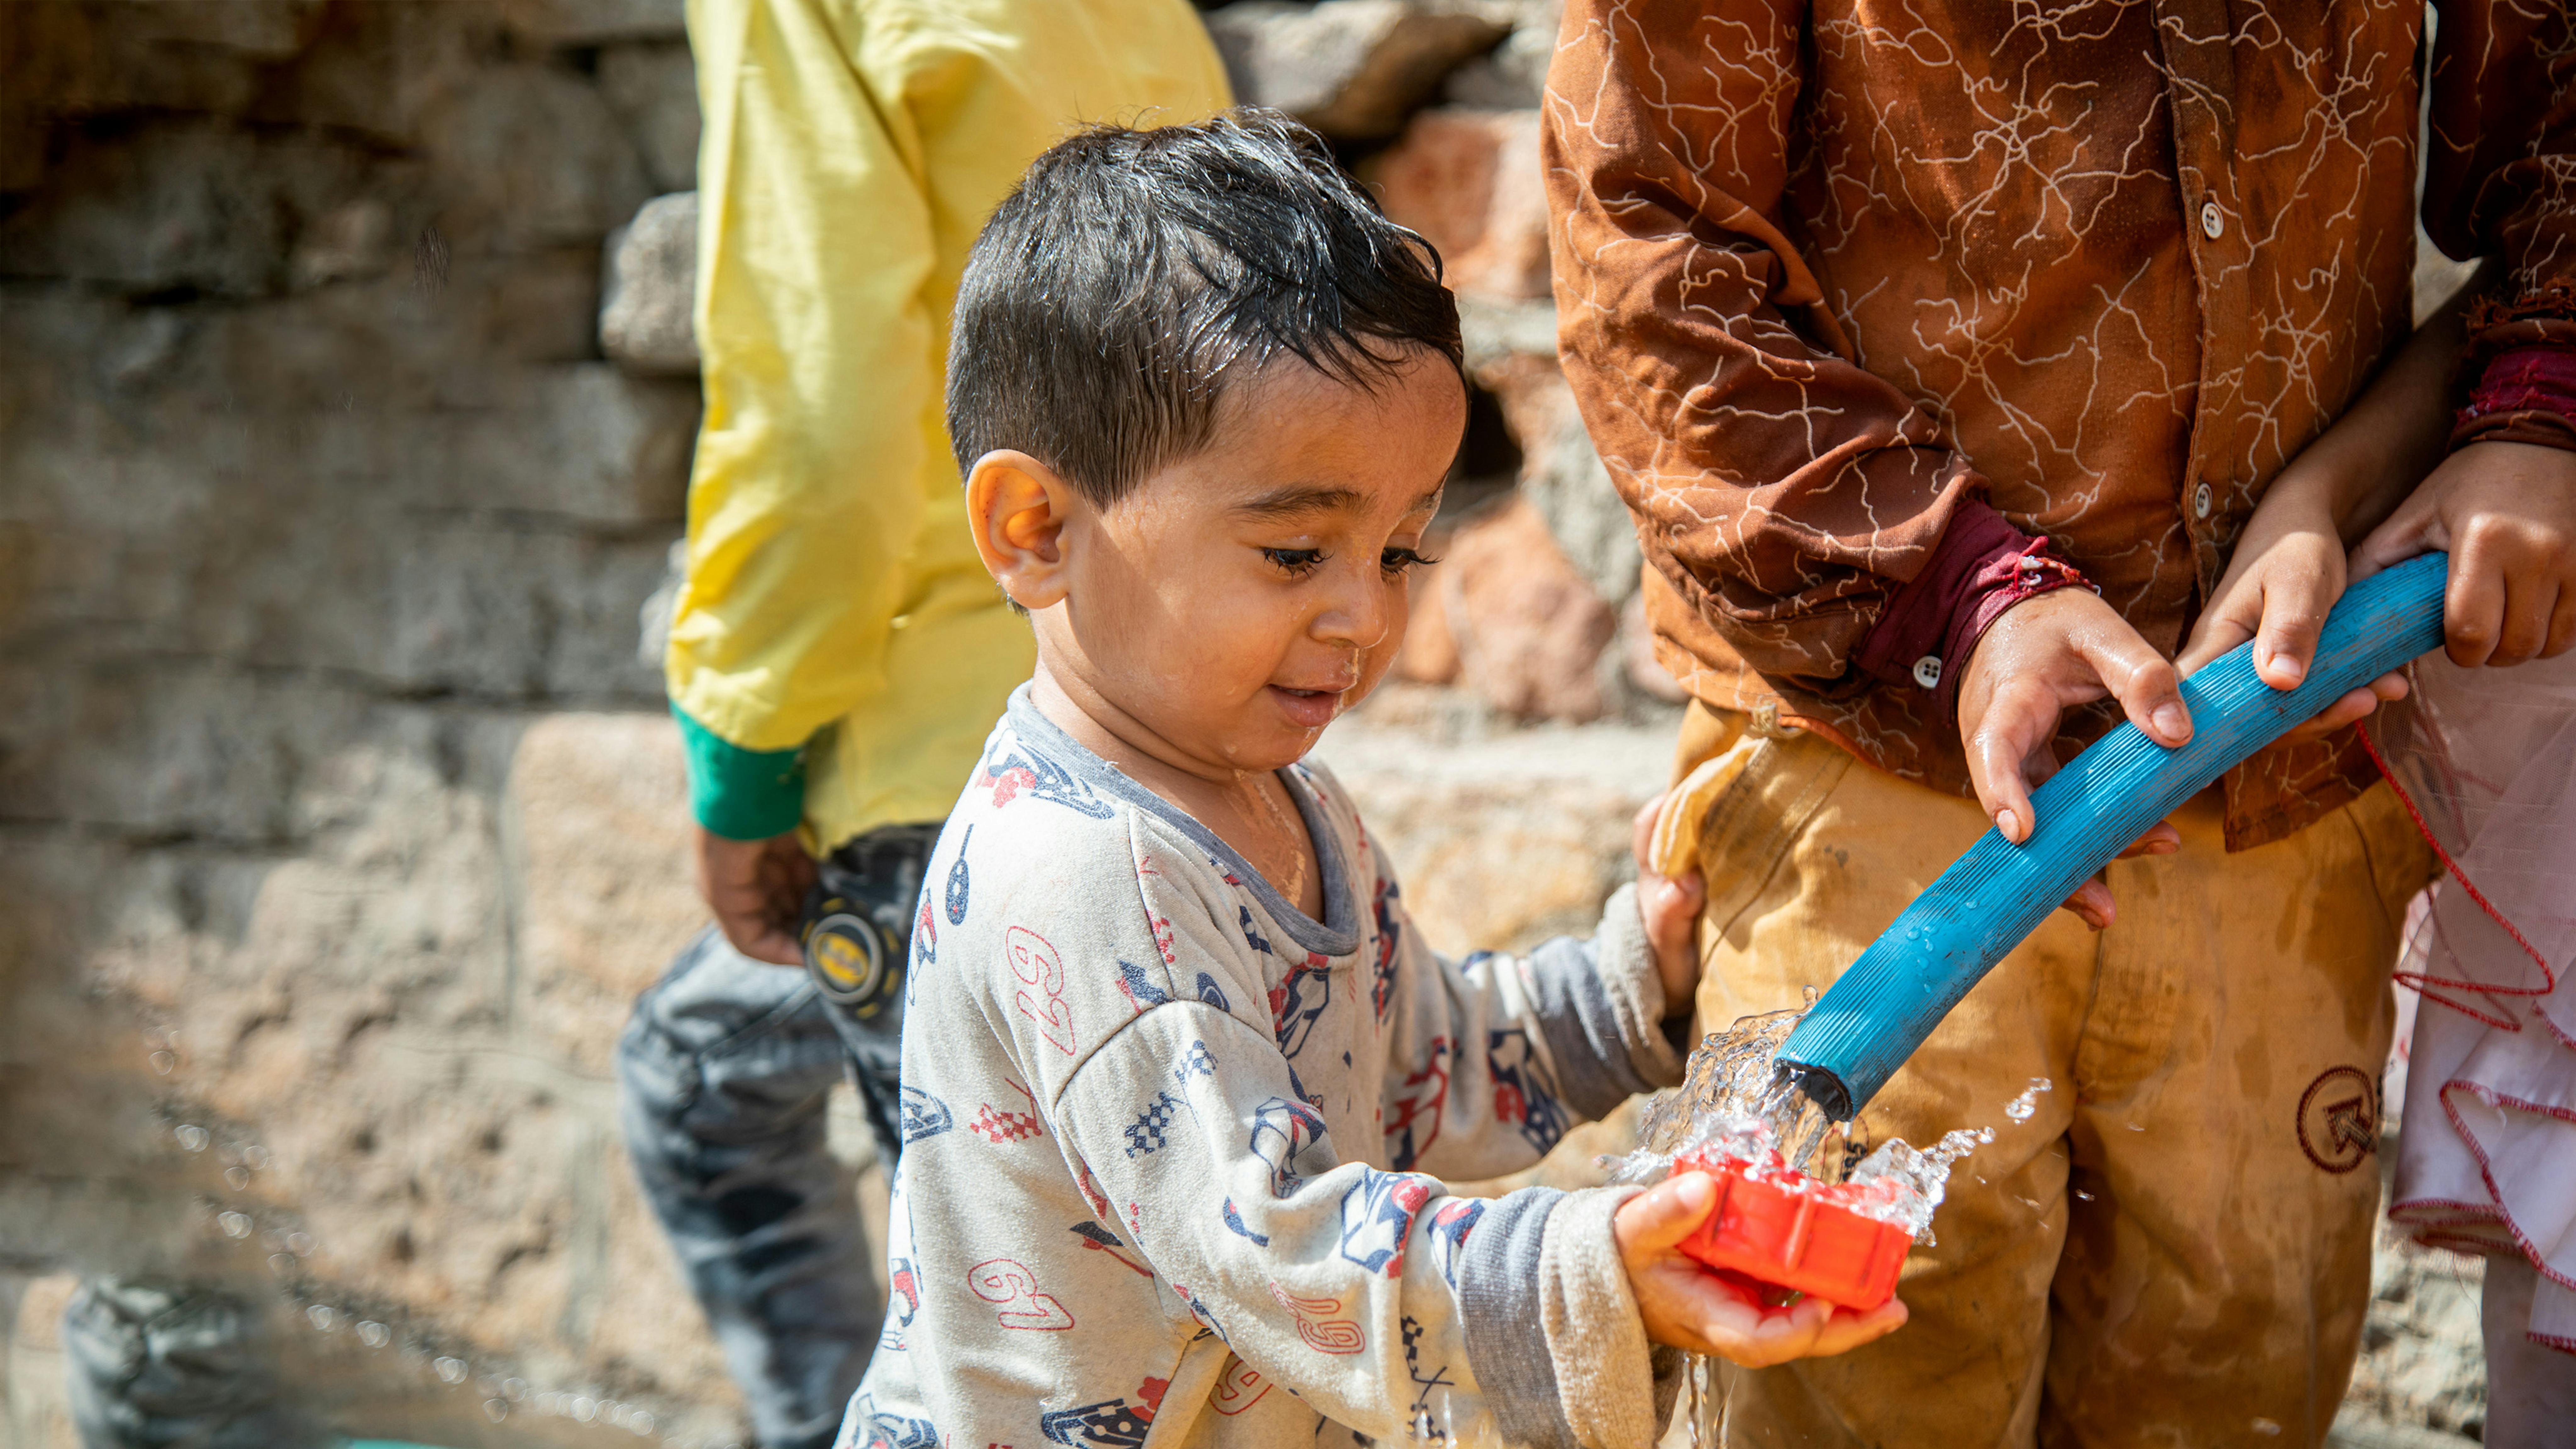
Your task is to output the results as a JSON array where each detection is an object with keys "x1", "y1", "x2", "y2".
[
  {"x1": 1379, "y1": 546, "x2": 1438, "y2": 577},
  {"x1": 1263, "y1": 547, "x2": 1326, "y2": 576}
]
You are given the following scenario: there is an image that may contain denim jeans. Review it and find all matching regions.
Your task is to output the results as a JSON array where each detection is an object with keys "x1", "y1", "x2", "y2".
[
  {"x1": 61, "y1": 1278, "x2": 322, "y2": 1449},
  {"x1": 616, "y1": 825, "x2": 932, "y2": 1449}
]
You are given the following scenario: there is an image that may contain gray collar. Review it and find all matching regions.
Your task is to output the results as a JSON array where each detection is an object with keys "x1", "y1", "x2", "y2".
[{"x1": 1004, "y1": 686, "x2": 1360, "y2": 958}]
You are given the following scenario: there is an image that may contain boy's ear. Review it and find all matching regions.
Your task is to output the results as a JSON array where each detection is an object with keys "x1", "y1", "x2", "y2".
[{"x1": 966, "y1": 449, "x2": 1080, "y2": 611}]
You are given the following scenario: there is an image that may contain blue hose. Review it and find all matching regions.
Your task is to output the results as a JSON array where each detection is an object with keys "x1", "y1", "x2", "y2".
[{"x1": 1774, "y1": 551, "x2": 2450, "y2": 1120}]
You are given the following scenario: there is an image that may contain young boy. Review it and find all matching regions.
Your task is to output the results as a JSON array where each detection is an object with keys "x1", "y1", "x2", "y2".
[{"x1": 842, "y1": 114, "x2": 1905, "y2": 1448}]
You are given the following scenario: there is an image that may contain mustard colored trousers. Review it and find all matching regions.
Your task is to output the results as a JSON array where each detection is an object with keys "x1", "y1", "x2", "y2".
[{"x1": 1674, "y1": 705, "x2": 2434, "y2": 1448}]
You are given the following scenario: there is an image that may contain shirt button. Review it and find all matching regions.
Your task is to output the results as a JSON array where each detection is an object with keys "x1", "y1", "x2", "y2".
[
  {"x1": 2193, "y1": 482, "x2": 2214, "y2": 518},
  {"x1": 1913, "y1": 655, "x2": 1943, "y2": 690},
  {"x1": 2200, "y1": 201, "x2": 2225, "y2": 240}
]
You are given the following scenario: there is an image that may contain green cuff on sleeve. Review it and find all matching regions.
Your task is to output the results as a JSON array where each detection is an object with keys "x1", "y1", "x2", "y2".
[{"x1": 673, "y1": 705, "x2": 807, "y2": 841}]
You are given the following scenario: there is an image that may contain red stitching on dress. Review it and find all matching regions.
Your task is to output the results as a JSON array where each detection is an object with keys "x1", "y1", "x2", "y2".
[{"x1": 2357, "y1": 721, "x2": 2552, "y2": 993}]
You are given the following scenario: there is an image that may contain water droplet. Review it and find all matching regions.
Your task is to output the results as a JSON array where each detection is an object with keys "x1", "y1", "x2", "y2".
[
  {"x1": 435, "y1": 1357, "x2": 468, "y2": 1385},
  {"x1": 2002, "y1": 1077, "x2": 2052, "y2": 1123},
  {"x1": 267, "y1": 1253, "x2": 295, "y2": 1275},
  {"x1": 502, "y1": 1378, "x2": 528, "y2": 1402},
  {"x1": 573, "y1": 1396, "x2": 598, "y2": 1423},
  {"x1": 176, "y1": 1125, "x2": 210, "y2": 1152},
  {"x1": 358, "y1": 1322, "x2": 391, "y2": 1348},
  {"x1": 224, "y1": 1166, "x2": 251, "y2": 1190},
  {"x1": 307, "y1": 1305, "x2": 337, "y2": 1332},
  {"x1": 2126, "y1": 1122, "x2": 2145, "y2": 1132},
  {"x1": 600, "y1": 1399, "x2": 623, "y2": 1424},
  {"x1": 484, "y1": 1399, "x2": 509, "y2": 1423},
  {"x1": 629, "y1": 1411, "x2": 656, "y2": 1435},
  {"x1": 151, "y1": 1051, "x2": 176, "y2": 1075},
  {"x1": 218, "y1": 1211, "x2": 252, "y2": 1239},
  {"x1": 286, "y1": 1232, "x2": 314, "y2": 1257},
  {"x1": 2074, "y1": 1188, "x2": 2096, "y2": 1202},
  {"x1": 2251, "y1": 1419, "x2": 2281, "y2": 1436},
  {"x1": 242, "y1": 1145, "x2": 271, "y2": 1170}
]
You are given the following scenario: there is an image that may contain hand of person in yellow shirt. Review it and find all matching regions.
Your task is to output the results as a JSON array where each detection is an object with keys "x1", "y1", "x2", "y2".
[{"x1": 695, "y1": 826, "x2": 817, "y2": 968}]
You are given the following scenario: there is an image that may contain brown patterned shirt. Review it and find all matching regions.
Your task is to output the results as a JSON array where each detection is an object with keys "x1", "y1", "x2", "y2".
[{"x1": 1543, "y1": 0, "x2": 2576, "y2": 848}]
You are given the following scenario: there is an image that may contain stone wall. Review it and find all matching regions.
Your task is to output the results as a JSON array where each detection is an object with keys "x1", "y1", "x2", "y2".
[{"x1": 0, "y1": 3, "x2": 743, "y2": 1443}]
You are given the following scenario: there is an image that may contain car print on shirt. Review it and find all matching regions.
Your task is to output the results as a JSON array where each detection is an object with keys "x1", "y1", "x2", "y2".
[
  {"x1": 1426, "y1": 1199, "x2": 1481, "y2": 1289},
  {"x1": 1248, "y1": 1096, "x2": 1328, "y2": 1197},
  {"x1": 1270, "y1": 954, "x2": 1334, "y2": 1059},
  {"x1": 1488, "y1": 1026, "x2": 1569, "y2": 1155},
  {"x1": 1039, "y1": 1378, "x2": 1166, "y2": 1448},
  {"x1": 849, "y1": 1394, "x2": 938, "y2": 1449},
  {"x1": 1337, "y1": 1169, "x2": 1435, "y2": 1276},
  {"x1": 1383, "y1": 1035, "x2": 1450, "y2": 1171},
  {"x1": 898, "y1": 1085, "x2": 952, "y2": 1145},
  {"x1": 980, "y1": 737, "x2": 1115, "y2": 818},
  {"x1": 1370, "y1": 876, "x2": 1403, "y2": 1023}
]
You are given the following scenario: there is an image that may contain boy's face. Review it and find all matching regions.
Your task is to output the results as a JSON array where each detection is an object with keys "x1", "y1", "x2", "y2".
[{"x1": 980, "y1": 349, "x2": 1465, "y2": 777}]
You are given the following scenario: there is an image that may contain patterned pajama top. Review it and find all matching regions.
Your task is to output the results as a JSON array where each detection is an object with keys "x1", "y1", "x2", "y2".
[{"x1": 844, "y1": 688, "x2": 1687, "y2": 1449}]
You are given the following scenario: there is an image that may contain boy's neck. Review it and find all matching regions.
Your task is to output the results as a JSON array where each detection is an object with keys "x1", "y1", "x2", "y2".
[{"x1": 1028, "y1": 657, "x2": 1327, "y2": 920}]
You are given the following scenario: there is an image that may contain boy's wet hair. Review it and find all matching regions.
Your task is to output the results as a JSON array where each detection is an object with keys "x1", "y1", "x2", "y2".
[{"x1": 948, "y1": 109, "x2": 1462, "y2": 504}]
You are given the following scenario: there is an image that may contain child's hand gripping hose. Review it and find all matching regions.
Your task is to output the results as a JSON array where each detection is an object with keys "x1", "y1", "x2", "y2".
[{"x1": 1768, "y1": 551, "x2": 2451, "y2": 1121}]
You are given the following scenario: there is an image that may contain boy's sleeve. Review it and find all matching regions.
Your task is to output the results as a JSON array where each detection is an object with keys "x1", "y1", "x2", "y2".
[
  {"x1": 1540, "y1": 0, "x2": 2017, "y2": 693},
  {"x1": 1053, "y1": 1002, "x2": 1673, "y2": 1449},
  {"x1": 1378, "y1": 880, "x2": 1688, "y2": 1184},
  {"x1": 664, "y1": 0, "x2": 940, "y2": 837}
]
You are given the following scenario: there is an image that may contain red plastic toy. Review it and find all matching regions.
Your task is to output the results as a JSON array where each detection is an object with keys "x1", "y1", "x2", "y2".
[{"x1": 1667, "y1": 1144, "x2": 1912, "y2": 1312}]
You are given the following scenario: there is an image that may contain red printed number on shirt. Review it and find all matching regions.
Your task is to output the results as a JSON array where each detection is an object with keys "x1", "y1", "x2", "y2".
[
  {"x1": 968, "y1": 1258, "x2": 1075, "y2": 1330},
  {"x1": 1212, "y1": 1357, "x2": 1272, "y2": 1415},
  {"x1": 1268, "y1": 1284, "x2": 1364, "y2": 1354},
  {"x1": 1005, "y1": 926, "x2": 1078, "y2": 1055}
]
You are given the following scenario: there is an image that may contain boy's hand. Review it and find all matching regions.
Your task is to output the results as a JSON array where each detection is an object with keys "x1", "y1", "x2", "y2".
[
  {"x1": 1615, "y1": 1172, "x2": 1908, "y2": 1366},
  {"x1": 2173, "y1": 486, "x2": 2407, "y2": 750},
  {"x1": 2350, "y1": 441, "x2": 2576, "y2": 667},
  {"x1": 1953, "y1": 590, "x2": 2184, "y2": 929},
  {"x1": 1632, "y1": 797, "x2": 1705, "y2": 1015},
  {"x1": 695, "y1": 826, "x2": 817, "y2": 966}
]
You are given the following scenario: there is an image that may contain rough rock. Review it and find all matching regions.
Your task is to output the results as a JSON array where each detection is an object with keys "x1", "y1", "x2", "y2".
[
  {"x1": 1440, "y1": 2, "x2": 1557, "y2": 109},
  {"x1": 1204, "y1": 0, "x2": 1511, "y2": 141},
  {"x1": 1457, "y1": 294, "x2": 1645, "y2": 610},
  {"x1": 601, "y1": 192, "x2": 702, "y2": 375},
  {"x1": 0, "y1": 122, "x2": 377, "y2": 297},
  {"x1": 1363, "y1": 107, "x2": 1550, "y2": 302},
  {"x1": 597, "y1": 43, "x2": 701, "y2": 194},
  {"x1": 1440, "y1": 496, "x2": 1618, "y2": 722},
  {"x1": 416, "y1": 62, "x2": 651, "y2": 254},
  {"x1": 500, "y1": 0, "x2": 690, "y2": 48}
]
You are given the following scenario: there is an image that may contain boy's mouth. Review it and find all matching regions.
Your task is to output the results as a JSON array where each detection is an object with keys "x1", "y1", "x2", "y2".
[{"x1": 1266, "y1": 683, "x2": 1346, "y2": 730}]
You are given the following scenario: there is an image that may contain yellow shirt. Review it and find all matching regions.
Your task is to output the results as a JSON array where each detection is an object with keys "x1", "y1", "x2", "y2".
[{"x1": 668, "y1": 0, "x2": 1231, "y2": 850}]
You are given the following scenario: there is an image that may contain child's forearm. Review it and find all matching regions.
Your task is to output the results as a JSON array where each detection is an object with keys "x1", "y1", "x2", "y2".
[{"x1": 2273, "y1": 263, "x2": 2492, "y2": 543}]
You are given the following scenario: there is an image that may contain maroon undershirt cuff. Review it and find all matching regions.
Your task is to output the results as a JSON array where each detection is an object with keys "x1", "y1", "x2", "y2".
[
  {"x1": 2452, "y1": 343, "x2": 2576, "y2": 454},
  {"x1": 2451, "y1": 285, "x2": 2576, "y2": 455},
  {"x1": 1854, "y1": 499, "x2": 2093, "y2": 729}
]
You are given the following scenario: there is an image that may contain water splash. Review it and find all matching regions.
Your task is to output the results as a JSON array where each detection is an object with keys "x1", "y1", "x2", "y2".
[
  {"x1": 2002, "y1": 1077, "x2": 2051, "y2": 1123},
  {"x1": 1613, "y1": 1001, "x2": 1843, "y2": 1184}
]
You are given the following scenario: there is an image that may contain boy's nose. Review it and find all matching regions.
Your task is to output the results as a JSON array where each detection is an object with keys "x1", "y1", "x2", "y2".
[{"x1": 1313, "y1": 570, "x2": 1395, "y2": 652}]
